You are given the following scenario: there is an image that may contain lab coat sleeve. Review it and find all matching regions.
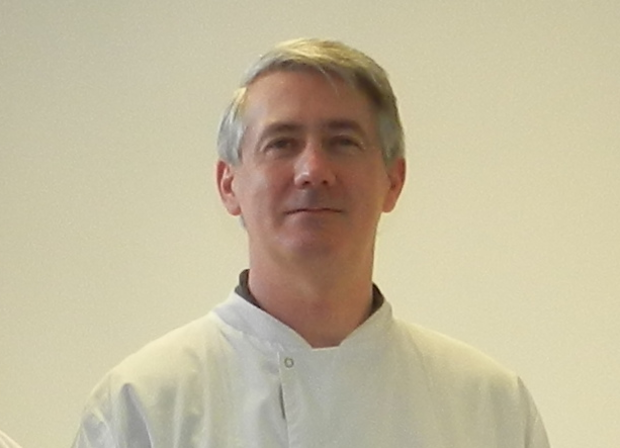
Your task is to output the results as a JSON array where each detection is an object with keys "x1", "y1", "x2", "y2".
[
  {"x1": 72, "y1": 378, "x2": 119, "y2": 448},
  {"x1": 520, "y1": 378, "x2": 550, "y2": 448},
  {"x1": 72, "y1": 412, "x2": 116, "y2": 448},
  {"x1": 72, "y1": 363, "x2": 181, "y2": 448}
]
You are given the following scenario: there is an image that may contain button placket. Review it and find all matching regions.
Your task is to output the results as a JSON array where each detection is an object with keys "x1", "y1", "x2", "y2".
[{"x1": 278, "y1": 352, "x2": 298, "y2": 431}]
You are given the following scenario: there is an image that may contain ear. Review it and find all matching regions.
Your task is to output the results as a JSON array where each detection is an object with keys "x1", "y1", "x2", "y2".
[
  {"x1": 216, "y1": 160, "x2": 242, "y2": 216},
  {"x1": 382, "y1": 157, "x2": 406, "y2": 213}
]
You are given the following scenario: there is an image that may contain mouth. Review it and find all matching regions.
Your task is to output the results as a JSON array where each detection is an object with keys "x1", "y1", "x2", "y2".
[{"x1": 286, "y1": 208, "x2": 342, "y2": 215}]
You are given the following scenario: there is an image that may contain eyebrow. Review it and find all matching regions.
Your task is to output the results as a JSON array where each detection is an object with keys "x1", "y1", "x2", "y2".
[
  {"x1": 259, "y1": 119, "x2": 368, "y2": 137},
  {"x1": 260, "y1": 122, "x2": 303, "y2": 136},
  {"x1": 323, "y1": 119, "x2": 367, "y2": 137}
]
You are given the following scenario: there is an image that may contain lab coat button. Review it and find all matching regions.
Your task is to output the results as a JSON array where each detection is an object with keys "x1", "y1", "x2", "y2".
[{"x1": 284, "y1": 357, "x2": 294, "y2": 368}]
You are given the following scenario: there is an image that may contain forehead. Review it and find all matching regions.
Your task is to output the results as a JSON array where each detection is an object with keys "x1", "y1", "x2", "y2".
[{"x1": 242, "y1": 70, "x2": 377, "y2": 134}]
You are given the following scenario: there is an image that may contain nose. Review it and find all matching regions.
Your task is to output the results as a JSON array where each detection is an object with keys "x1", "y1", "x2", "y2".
[{"x1": 293, "y1": 141, "x2": 336, "y2": 188}]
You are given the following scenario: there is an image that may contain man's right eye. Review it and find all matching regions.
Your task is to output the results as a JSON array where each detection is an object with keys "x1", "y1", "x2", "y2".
[{"x1": 266, "y1": 138, "x2": 297, "y2": 152}]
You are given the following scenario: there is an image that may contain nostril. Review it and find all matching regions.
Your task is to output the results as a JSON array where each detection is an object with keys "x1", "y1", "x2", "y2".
[{"x1": 293, "y1": 147, "x2": 336, "y2": 188}]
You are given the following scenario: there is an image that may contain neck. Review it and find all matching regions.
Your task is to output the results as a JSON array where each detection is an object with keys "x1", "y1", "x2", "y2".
[{"x1": 247, "y1": 259, "x2": 375, "y2": 348}]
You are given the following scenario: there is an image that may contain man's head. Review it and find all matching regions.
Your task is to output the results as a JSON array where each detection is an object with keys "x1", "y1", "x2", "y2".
[
  {"x1": 216, "y1": 38, "x2": 406, "y2": 271},
  {"x1": 217, "y1": 38, "x2": 405, "y2": 167}
]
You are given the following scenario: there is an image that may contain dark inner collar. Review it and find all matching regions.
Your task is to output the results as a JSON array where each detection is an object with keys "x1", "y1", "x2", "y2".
[{"x1": 234, "y1": 269, "x2": 384, "y2": 315}]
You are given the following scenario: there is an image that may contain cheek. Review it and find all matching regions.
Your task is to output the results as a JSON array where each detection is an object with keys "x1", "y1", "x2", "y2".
[{"x1": 236, "y1": 171, "x2": 281, "y2": 214}]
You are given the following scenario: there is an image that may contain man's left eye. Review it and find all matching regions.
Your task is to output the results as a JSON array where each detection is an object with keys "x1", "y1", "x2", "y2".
[{"x1": 331, "y1": 136, "x2": 361, "y2": 149}]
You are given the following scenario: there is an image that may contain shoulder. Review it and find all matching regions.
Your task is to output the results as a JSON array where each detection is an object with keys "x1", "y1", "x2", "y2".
[
  {"x1": 83, "y1": 312, "x2": 228, "y2": 412},
  {"x1": 393, "y1": 319, "x2": 514, "y2": 377},
  {"x1": 389, "y1": 319, "x2": 548, "y2": 444},
  {"x1": 109, "y1": 313, "x2": 227, "y2": 391},
  {"x1": 74, "y1": 313, "x2": 230, "y2": 447},
  {"x1": 389, "y1": 319, "x2": 527, "y2": 402}
]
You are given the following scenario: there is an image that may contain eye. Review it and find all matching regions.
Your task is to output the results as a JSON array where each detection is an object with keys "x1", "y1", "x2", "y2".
[
  {"x1": 265, "y1": 137, "x2": 298, "y2": 152},
  {"x1": 329, "y1": 135, "x2": 363, "y2": 152}
]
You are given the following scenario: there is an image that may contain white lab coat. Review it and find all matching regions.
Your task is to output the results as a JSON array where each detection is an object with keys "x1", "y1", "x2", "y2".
[{"x1": 72, "y1": 292, "x2": 549, "y2": 448}]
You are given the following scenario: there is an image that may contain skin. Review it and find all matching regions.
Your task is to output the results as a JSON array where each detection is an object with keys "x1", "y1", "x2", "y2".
[{"x1": 217, "y1": 70, "x2": 405, "y2": 347}]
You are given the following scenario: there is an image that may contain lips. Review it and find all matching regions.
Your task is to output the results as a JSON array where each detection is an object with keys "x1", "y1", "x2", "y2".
[
  {"x1": 285, "y1": 207, "x2": 342, "y2": 215},
  {"x1": 284, "y1": 193, "x2": 343, "y2": 215}
]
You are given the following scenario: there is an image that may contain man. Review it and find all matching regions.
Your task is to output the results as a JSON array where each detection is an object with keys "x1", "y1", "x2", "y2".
[{"x1": 73, "y1": 38, "x2": 549, "y2": 447}]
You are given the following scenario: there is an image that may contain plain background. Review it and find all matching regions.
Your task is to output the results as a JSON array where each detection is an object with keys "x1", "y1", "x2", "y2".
[{"x1": 1, "y1": 1, "x2": 619, "y2": 447}]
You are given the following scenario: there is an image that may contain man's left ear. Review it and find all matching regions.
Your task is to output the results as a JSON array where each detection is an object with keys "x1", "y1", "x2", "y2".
[
  {"x1": 216, "y1": 160, "x2": 242, "y2": 216},
  {"x1": 383, "y1": 157, "x2": 406, "y2": 213}
]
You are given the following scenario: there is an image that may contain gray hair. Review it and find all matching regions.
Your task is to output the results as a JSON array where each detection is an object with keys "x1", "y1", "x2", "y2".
[{"x1": 217, "y1": 38, "x2": 405, "y2": 166}]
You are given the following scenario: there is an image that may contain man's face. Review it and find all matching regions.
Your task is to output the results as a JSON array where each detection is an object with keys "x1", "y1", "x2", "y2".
[{"x1": 217, "y1": 70, "x2": 405, "y2": 267}]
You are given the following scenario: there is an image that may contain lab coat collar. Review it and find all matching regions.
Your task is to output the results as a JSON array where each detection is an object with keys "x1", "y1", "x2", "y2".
[{"x1": 212, "y1": 290, "x2": 394, "y2": 352}]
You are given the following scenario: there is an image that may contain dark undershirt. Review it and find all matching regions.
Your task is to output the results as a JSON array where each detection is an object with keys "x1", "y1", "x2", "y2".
[{"x1": 234, "y1": 269, "x2": 384, "y2": 316}]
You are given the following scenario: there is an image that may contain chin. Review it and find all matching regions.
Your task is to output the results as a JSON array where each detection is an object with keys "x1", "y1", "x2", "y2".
[{"x1": 281, "y1": 236, "x2": 341, "y2": 258}]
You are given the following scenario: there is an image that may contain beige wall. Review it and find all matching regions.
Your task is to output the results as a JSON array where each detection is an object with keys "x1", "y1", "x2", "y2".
[{"x1": 1, "y1": 2, "x2": 619, "y2": 447}]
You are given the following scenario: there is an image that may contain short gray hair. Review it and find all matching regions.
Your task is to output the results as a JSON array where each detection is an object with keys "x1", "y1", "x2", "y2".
[{"x1": 217, "y1": 38, "x2": 405, "y2": 166}]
